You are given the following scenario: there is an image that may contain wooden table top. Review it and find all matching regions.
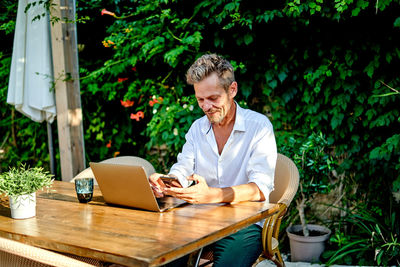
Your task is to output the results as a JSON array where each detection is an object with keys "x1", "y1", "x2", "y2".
[{"x1": 0, "y1": 181, "x2": 279, "y2": 266}]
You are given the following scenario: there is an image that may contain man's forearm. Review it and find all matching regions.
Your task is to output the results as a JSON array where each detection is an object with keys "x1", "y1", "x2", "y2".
[{"x1": 210, "y1": 182, "x2": 265, "y2": 203}]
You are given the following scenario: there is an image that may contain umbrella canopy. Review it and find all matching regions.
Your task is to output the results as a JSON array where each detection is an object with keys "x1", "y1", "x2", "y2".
[{"x1": 7, "y1": 0, "x2": 55, "y2": 123}]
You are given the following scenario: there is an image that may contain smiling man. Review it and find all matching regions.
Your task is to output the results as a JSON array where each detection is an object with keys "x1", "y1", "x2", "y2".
[{"x1": 149, "y1": 54, "x2": 277, "y2": 267}]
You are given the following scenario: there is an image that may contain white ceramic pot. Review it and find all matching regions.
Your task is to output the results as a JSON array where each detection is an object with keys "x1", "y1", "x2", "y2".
[
  {"x1": 9, "y1": 192, "x2": 36, "y2": 219},
  {"x1": 286, "y1": 224, "x2": 331, "y2": 263}
]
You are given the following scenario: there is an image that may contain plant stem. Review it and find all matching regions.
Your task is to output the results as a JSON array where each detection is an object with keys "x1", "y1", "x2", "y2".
[{"x1": 297, "y1": 197, "x2": 309, "y2": 237}]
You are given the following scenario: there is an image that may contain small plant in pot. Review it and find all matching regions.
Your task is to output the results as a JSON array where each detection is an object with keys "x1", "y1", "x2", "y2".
[
  {"x1": 279, "y1": 132, "x2": 337, "y2": 263},
  {"x1": 0, "y1": 164, "x2": 54, "y2": 219}
]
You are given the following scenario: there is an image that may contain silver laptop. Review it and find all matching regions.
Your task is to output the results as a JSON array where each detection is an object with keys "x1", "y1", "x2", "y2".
[{"x1": 89, "y1": 162, "x2": 186, "y2": 212}]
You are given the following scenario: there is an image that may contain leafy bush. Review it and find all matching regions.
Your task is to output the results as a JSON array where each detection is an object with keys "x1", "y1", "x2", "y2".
[
  {"x1": 323, "y1": 203, "x2": 400, "y2": 266},
  {"x1": 278, "y1": 131, "x2": 337, "y2": 235}
]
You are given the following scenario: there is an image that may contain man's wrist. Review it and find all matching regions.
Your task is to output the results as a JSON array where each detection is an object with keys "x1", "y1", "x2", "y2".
[{"x1": 210, "y1": 187, "x2": 233, "y2": 203}]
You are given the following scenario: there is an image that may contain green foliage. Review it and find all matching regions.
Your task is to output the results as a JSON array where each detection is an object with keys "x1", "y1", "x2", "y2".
[
  {"x1": 1, "y1": 1, "x2": 400, "y2": 264},
  {"x1": 0, "y1": 1, "x2": 17, "y2": 34},
  {"x1": 0, "y1": 164, "x2": 54, "y2": 196},
  {"x1": 278, "y1": 131, "x2": 335, "y2": 198},
  {"x1": 277, "y1": 131, "x2": 337, "y2": 233},
  {"x1": 145, "y1": 95, "x2": 203, "y2": 170},
  {"x1": 323, "y1": 203, "x2": 400, "y2": 266},
  {"x1": 76, "y1": 1, "x2": 400, "y2": 192}
]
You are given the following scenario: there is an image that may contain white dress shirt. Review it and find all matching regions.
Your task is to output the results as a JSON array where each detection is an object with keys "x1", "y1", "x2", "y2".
[{"x1": 169, "y1": 103, "x2": 277, "y2": 206}]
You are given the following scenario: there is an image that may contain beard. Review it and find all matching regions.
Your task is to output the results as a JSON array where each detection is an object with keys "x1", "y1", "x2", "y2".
[
  {"x1": 202, "y1": 99, "x2": 234, "y2": 124},
  {"x1": 205, "y1": 107, "x2": 227, "y2": 124},
  {"x1": 207, "y1": 113, "x2": 223, "y2": 124}
]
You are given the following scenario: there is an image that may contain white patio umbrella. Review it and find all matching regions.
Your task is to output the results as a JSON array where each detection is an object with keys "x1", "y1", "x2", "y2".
[{"x1": 7, "y1": 0, "x2": 56, "y2": 173}]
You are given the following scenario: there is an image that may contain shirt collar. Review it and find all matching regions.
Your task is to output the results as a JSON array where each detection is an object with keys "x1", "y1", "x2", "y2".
[
  {"x1": 233, "y1": 103, "x2": 246, "y2": 132},
  {"x1": 201, "y1": 101, "x2": 246, "y2": 134}
]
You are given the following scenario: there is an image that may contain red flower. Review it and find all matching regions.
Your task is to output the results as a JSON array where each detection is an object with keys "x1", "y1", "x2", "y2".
[
  {"x1": 131, "y1": 67, "x2": 137, "y2": 72},
  {"x1": 149, "y1": 99, "x2": 157, "y2": 107},
  {"x1": 120, "y1": 99, "x2": 134, "y2": 107},
  {"x1": 130, "y1": 111, "x2": 144, "y2": 121},
  {"x1": 101, "y1": 9, "x2": 116, "y2": 17},
  {"x1": 118, "y1": 77, "x2": 128, "y2": 83},
  {"x1": 106, "y1": 140, "x2": 111, "y2": 148},
  {"x1": 149, "y1": 96, "x2": 164, "y2": 107}
]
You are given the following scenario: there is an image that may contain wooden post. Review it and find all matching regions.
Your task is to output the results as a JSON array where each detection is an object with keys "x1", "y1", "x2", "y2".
[{"x1": 50, "y1": 0, "x2": 85, "y2": 181}]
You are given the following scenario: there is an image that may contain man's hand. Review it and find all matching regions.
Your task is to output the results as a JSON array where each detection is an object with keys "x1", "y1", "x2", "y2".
[
  {"x1": 163, "y1": 174, "x2": 265, "y2": 204},
  {"x1": 162, "y1": 174, "x2": 220, "y2": 204},
  {"x1": 149, "y1": 173, "x2": 181, "y2": 198}
]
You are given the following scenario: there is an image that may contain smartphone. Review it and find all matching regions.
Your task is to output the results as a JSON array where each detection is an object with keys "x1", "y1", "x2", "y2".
[
  {"x1": 160, "y1": 176, "x2": 177, "y2": 183},
  {"x1": 160, "y1": 176, "x2": 179, "y2": 189}
]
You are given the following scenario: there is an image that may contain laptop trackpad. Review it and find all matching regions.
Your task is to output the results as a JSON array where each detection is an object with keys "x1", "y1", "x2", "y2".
[{"x1": 157, "y1": 196, "x2": 187, "y2": 212}]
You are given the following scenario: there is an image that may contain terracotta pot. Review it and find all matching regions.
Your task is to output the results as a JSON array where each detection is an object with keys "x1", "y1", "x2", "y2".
[
  {"x1": 286, "y1": 224, "x2": 331, "y2": 263},
  {"x1": 9, "y1": 192, "x2": 36, "y2": 219}
]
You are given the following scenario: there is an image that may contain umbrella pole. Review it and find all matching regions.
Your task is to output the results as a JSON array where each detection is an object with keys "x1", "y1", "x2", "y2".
[{"x1": 47, "y1": 122, "x2": 55, "y2": 175}]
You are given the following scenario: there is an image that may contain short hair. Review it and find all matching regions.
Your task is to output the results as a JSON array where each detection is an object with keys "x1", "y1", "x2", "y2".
[{"x1": 186, "y1": 54, "x2": 235, "y2": 91}]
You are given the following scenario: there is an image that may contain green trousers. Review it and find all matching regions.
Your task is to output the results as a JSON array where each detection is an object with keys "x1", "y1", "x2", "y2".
[{"x1": 166, "y1": 224, "x2": 262, "y2": 267}]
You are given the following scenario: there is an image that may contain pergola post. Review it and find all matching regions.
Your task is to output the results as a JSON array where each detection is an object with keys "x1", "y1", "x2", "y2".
[{"x1": 50, "y1": 0, "x2": 85, "y2": 181}]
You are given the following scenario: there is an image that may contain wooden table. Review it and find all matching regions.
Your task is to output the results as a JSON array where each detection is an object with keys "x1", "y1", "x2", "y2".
[{"x1": 0, "y1": 181, "x2": 279, "y2": 266}]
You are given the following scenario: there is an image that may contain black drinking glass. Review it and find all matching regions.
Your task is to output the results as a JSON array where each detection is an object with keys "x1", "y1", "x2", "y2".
[{"x1": 74, "y1": 178, "x2": 94, "y2": 203}]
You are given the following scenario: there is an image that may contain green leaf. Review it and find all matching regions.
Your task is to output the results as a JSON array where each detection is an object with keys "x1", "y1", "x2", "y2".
[
  {"x1": 277, "y1": 71, "x2": 288, "y2": 82},
  {"x1": 243, "y1": 34, "x2": 253, "y2": 45},
  {"x1": 164, "y1": 46, "x2": 186, "y2": 67},
  {"x1": 331, "y1": 113, "x2": 344, "y2": 130},
  {"x1": 268, "y1": 79, "x2": 278, "y2": 89},
  {"x1": 394, "y1": 17, "x2": 400, "y2": 27}
]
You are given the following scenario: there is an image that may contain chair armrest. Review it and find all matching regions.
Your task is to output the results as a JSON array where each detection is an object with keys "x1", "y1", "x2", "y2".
[{"x1": 261, "y1": 203, "x2": 287, "y2": 255}]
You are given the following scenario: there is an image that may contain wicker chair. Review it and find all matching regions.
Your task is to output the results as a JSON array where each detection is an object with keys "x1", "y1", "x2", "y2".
[
  {"x1": 0, "y1": 236, "x2": 101, "y2": 267},
  {"x1": 197, "y1": 153, "x2": 299, "y2": 267},
  {"x1": 258, "y1": 153, "x2": 299, "y2": 267},
  {"x1": 70, "y1": 156, "x2": 156, "y2": 184}
]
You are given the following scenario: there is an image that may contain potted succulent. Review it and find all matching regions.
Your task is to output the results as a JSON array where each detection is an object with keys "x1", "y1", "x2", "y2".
[
  {"x1": 279, "y1": 132, "x2": 336, "y2": 263},
  {"x1": 0, "y1": 164, "x2": 54, "y2": 219}
]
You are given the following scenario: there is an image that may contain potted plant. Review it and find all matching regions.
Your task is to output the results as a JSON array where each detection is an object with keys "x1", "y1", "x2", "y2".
[
  {"x1": 279, "y1": 132, "x2": 336, "y2": 263},
  {"x1": 0, "y1": 164, "x2": 54, "y2": 219}
]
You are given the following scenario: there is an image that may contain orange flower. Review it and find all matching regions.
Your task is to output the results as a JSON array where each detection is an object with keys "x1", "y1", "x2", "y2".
[
  {"x1": 120, "y1": 99, "x2": 134, "y2": 107},
  {"x1": 101, "y1": 9, "x2": 116, "y2": 17},
  {"x1": 102, "y1": 40, "x2": 115, "y2": 47},
  {"x1": 130, "y1": 111, "x2": 144, "y2": 121},
  {"x1": 113, "y1": 151, "x2": 120, "y2": 157},
  {"x1": 102, "y1": 40, "x2": 109, "y2": 47},
  {"x1": 106, "y1": 140, "x2": 111, "y2": 148},
  {"x1": 118, "y1": 77, "x2": 128, "y2": 83}
]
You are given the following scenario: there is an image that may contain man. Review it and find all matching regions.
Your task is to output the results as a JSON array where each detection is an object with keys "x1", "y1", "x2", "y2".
[{"x1": 149, "y1": 54, "x2": 277, "y2": 267}]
